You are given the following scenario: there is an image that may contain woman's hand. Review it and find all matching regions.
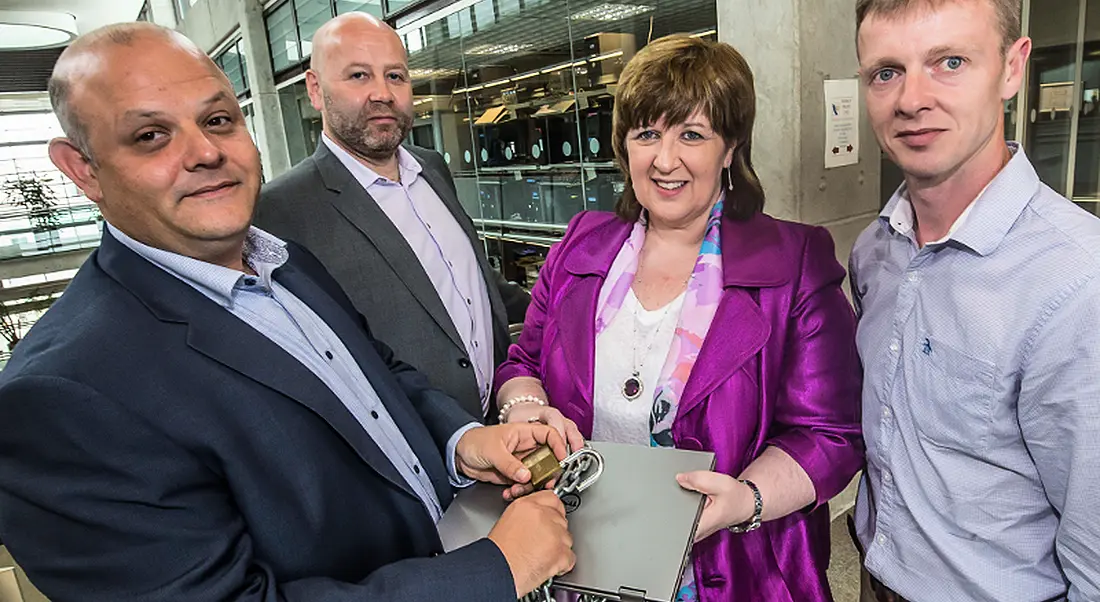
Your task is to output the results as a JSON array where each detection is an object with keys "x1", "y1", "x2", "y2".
[
  {"x1": 675, "y1": 471, "x2": 755, "y2": 542},
  {"x1": 505, "y1": 403, "x2": 585, "y2": 455},
  {"x1": 497, "y1": 377, "x2": 585, "y2": 453}
]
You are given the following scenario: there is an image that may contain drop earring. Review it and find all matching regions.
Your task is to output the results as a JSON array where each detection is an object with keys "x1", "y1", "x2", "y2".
[{"x1": 726, "y1": 165, "x2": 734, "y2": 191}]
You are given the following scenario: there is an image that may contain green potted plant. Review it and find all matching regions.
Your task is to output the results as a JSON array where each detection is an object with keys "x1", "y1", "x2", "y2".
[{"x1": 2, "y1": 173, "x2": 64, "y2": 250}]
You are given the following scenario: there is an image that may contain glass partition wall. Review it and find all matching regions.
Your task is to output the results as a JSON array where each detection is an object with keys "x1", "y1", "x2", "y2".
[
  {"x1": 395, "y1": 0, "x2": 717, "y2": 284},
  {"x1": 1022, "y1": 0, "x2": 1100, "y2": 212},
  {"x1": 263, "y1": 0, "x2": 717, "y2": 283}
]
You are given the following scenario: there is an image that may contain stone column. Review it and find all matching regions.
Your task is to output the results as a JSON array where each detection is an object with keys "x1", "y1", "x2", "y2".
[
  {"x1": 146, "y1": 0, "x2": 179, "y2": 29},
  {"x1": 236, "y1": 0, "x2": 293, "y2": 179},
  {"x1": 719, "y1": 0, "x2": 881, "y2": 270}
]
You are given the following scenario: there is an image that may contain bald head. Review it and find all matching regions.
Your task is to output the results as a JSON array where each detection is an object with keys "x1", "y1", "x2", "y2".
[
  {"x1": 310, "y1": 12, "x2": 405, "y2": 76},
  {"x1": 48, "y1": 22, "x2": 220, "y2": 160}
]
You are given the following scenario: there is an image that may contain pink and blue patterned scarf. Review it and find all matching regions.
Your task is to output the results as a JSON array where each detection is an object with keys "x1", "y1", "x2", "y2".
[{"x1": 594, "y1": 198, "x2": 725, "y2": 447}]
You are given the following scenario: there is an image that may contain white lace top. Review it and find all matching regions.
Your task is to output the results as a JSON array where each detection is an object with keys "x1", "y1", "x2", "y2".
[{"x1": 592, "y1": 288, "x2": 685, "y2": 445}]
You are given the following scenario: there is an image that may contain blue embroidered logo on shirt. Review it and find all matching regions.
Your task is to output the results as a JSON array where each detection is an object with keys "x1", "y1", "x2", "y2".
[{"x1": 922, "y1": 338, "x2": 932, "y2": 355}]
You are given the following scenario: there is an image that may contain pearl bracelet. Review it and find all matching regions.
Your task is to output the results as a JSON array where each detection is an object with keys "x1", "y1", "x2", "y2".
[{"x1": 498, "y1": 395, "x2": 547, "y2": 423}]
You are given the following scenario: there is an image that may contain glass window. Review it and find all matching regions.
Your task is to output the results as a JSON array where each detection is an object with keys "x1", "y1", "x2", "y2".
[
  {"x1": 295, "y1": 0, "x2": 333, "y2": 57},
  {"x1": 239, "y1": 40, "x2": 250, "y2": 92},
  {"x1": 336, "y1": 0, "x2": 383, "y2": 17},
  {"x1": 267, "y1": 2, "x2": 301, "y2": 73},
  {"x1": 1074, "y1": 0, "x2": 1100, "y2": 201},
  {"x1": 242, "y1": 103, "x2": 258, "y2": 145},
  {"x1": 1025, "y1": 0, "x2": 1081, "y2": 196},
  {"x1": 216, "y1": 40, "x2": 249, "y2": 97},
  {"x1": 0, "y1": 109, "x2": 101, "y2": 259},
  {"x1": 385, "y1": 0, "x2": 418, "y2": 16},
  {"x1": 279, "y1": 81, "x2": 323, "y2": 165},
  {"x1": 400, "y1": 0, "x2": 717, "y2": 282}
]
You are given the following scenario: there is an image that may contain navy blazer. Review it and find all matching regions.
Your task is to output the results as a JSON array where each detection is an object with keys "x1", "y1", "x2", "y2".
[{"x1": 0, "y1": 230, "x2": 515, "y2": 602}]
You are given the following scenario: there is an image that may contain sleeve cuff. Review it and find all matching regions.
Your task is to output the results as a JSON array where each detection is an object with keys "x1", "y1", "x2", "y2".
[{"x1": 446, "y1": 422, "x2": 482, "y2": 488}]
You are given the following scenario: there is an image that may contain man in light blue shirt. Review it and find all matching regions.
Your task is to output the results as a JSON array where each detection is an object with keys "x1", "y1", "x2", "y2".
[{"x1": 851, "y1": 1, "x2": 1100, "y2": 600}]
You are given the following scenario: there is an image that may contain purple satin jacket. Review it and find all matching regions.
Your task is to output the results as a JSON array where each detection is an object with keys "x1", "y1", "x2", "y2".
[{"x1": 496, "y1": 211, "x2": 864, "y2": 602}]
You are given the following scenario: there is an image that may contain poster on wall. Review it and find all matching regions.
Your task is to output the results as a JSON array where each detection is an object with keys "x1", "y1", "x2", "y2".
[{"x1": 824, "y1": 78, "x2": 860, "y2": 169}]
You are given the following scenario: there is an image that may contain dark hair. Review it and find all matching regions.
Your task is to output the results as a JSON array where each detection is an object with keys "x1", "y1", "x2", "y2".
[
  {"x1": 612, "y1": 34, "x2": 765, "y2": 222},
  {"x1": 856, "y1": 0, "x2": 1022, "y2": 53}
]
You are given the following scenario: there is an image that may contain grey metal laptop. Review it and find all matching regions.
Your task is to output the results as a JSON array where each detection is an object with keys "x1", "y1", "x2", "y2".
[{"x1": 437, "y1": 441, "x2": 716, "y2": 602}]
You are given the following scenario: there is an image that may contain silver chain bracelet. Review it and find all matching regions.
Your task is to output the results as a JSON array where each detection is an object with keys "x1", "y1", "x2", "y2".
[{"x1": 727, "y1": 478, "x2": 763, "y2": 533}]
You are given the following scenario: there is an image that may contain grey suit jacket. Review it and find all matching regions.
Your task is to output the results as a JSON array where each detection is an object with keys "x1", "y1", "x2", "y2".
[{"x1": 256, "y1": 143, "x2": 529, "y2": 420}]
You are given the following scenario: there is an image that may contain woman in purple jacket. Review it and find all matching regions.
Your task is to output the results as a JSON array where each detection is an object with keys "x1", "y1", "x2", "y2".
[{"x1": 494, "y1": 35, "x2": 862, "y2": 602}]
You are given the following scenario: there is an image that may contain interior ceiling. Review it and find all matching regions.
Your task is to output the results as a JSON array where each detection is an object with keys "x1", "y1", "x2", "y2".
[
  {"x1": 407, "y1": 0, "x2": 717, "y2": 75},
  {"x1": 0, "y1": 0, "x2": 145, "y2": 94},
  {"x1": 1, "y1": 0, "x2": 146, "y2": 35}
]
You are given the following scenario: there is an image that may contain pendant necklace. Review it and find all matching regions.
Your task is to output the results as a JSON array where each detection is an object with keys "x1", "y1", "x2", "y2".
[{"x1": 622, "y1": 287, "x2": 680, "y2": 401}]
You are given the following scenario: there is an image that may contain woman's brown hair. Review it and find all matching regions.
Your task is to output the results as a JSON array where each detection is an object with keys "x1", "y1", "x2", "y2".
[{"x1": 612, "y1": 34, "x2": 765, "y2": 222}]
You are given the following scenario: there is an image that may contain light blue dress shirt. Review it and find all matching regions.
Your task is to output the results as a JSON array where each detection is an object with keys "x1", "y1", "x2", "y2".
[
  {"x1": 850, "y1": 145, "x2": 1100, "y2": 602},
  {"x1": 321, "y1": 134, "x2": 495, "y2": 414},
  {"x1": 106, "y1": 224, "x2": 477, "y2": 523}
]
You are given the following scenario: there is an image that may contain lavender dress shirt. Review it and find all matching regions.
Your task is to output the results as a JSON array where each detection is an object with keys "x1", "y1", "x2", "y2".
[{"x1": 322, "y1": 135, "x2": 494, "y2": 413}]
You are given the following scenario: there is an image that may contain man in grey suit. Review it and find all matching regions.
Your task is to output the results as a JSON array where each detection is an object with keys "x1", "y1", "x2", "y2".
[{"x1": 256, "y1": 13, "x2": 529, "y2": 421}]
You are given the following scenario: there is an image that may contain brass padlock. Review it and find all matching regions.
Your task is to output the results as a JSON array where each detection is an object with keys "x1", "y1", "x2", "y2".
[{"x1": 522, "y1": 445, "x2": 562, "y2": 491}]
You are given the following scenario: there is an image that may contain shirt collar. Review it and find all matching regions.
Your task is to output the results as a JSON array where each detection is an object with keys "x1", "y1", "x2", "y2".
[
  {"x1": 879, "y1": 142, "x2": 1040, "y2": 255},
  {"x1": 320, "y1": 132, "x2": 422, "y2": 189},
  {"x1": 106, "y1": 223, "x2": 289, "y2": 307}
]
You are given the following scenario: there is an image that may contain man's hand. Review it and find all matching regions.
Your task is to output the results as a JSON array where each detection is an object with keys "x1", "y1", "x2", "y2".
[
  {"x1": 455, "y1": 423, "x2": 569, "y2": 498},
  {"x1": 488, "y1": 491, "x2": 575, "y2": 598}
]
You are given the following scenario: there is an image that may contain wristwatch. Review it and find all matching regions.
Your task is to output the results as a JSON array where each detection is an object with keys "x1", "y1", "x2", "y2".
[{"x1": 727, "y1": 479, "x2": 763, "y2": 533}]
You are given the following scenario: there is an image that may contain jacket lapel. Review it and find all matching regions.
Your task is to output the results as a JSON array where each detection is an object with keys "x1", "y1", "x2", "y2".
[
  {"x1": 558, "y1": 217, "x2": 632, "y2": 408},
  {"x1": 312, "y1": 144, "x2": 466, "y2": 351},
  {"x1": 677, "y1": 214, "x2": 791, "y2": 418},
  {"x1": 676, "y1": 288, "x2": 770, "y2": 419},
  {"x1": 96, "y1": 230, "x2": 421, "y2": 502}
]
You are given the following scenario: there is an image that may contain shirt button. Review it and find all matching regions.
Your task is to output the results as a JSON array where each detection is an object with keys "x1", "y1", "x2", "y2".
[
  {"x1": 466, "y1": 298, "x2": 472, "y2": 305},
  {"x1": 371, "y1": 410, "x2": 379, "y2": 419},
  {"x1": 889, "y1": 342, "x2": 900, "y2": 353},
  {"x1": 325, "y1": 350, "x2": 333, "y2": 360},
  {"x1": 414, "y1": 465, "x2": 421, "y2": 474},
  {"x1": 907, "y1": 272, "x2": 920, "y2": 283},
  {"x1": 473, "y1": 341, "x2": 479, "y2": 348},
  {"x1": 458, "y1": 358, "x2": 471, "y2": 368},
  {"x1": 883, "y1": 472, "x2": 893, "y2": 483},
  {"x1": 882, "y1": 405, "x2": 892, "y2": 418},
  {"x1": 877, "y1": 534, "x2": 887, "y2": 545},
  {"x1": 244, "y1": 277, "x2": 257, "y2": 286}
]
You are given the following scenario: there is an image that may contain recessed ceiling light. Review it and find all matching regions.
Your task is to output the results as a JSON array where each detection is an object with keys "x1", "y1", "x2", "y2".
[
  {"x1": 570, "y1": 3, "x2": 654, "y2": 21},
  {"x1": 465, "y1": 43, "x2": 535, "y2": 55},
  {"x1": 0, "y1": 11, "x2": 78, "y2": 50}
]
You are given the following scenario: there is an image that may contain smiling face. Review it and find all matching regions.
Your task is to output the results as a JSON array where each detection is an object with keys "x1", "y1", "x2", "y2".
[
  {"x1": 858, "y1": 0, "x2": 1030, "y2": 185},
  {"x1": 625, "y1": 110, "x2": 734, "y2": 229},
  {"x1": 307, "y1": 15, "x2": 414, "y2": 163},
  {"x1": 49, "y1": 32, "x2": 261, "y2": 262}
]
